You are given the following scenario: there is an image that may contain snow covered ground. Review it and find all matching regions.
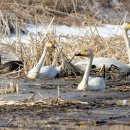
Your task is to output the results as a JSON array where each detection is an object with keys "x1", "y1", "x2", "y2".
[{"x1": 1, "y1": 24, "x2": 126, "y2": 44}]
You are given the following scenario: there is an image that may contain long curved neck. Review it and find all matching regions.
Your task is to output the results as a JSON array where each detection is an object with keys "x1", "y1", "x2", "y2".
[
  {"x1": 81, "y1": 53, "x2": 93, "y2": 85},
  {"x1": 0, "y1": 55, "x2": 1, "y2": 65},
  {"x1": 35, "y1": 44, "x2": 47, "y2": 72},
  {"x1": 122, "y1": 29, "x2": 130, "y2": 64}
]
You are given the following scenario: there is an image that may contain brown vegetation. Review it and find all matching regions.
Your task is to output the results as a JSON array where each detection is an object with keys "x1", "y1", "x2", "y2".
[
  {"x1": 0, "y1": 1, "x2": 129, "y2": 76},
  {"x1": 0, "y1": 33, "x2": 127, "y2": 76},
  {"x1": 0, "y1": 0, "x2": 129, "y2": 35}
]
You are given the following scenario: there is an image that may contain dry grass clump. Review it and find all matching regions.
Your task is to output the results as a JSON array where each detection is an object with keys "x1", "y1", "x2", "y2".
[
  {"x1": 0, "y1": 79, "x2": 19, "y2": 94},
  {"x1": 42, "y1": 0, "x2": 80, "y2": 13}
]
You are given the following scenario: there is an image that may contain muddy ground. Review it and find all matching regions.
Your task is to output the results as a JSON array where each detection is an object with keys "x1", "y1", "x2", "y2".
[
  {"x1": 0, "y1": 74, "x2": 130, "y2": 130},
  {"x1": 1, "y1": 46, "x2": 130, "y2": 129}
]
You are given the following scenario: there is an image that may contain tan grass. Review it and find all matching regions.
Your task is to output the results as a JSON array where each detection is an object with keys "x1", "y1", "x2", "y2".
[
  {"x1": 0, "y1": 80, "x2": 19, "y2": 94},
  {"x1": 0, "y1": 0, "x2": 128, "y2": 35},
  {"x1": 0, "y1": 0, "x2": 86, "y2": 34},
  {"x1": 60, "y1": 36, "x2": 127, "y2": 63},
  {"x1": 0, "y1": 29, "x2": 128, "y2": 76}
]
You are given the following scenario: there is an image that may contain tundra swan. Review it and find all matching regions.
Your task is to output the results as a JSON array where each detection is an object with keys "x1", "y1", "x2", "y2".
[
  {"x1": 27, "y1": 41, "x2": 60, "y2": 79},
  {"x1": 74, "y1": 23, "x2": 130, "y2": 73},
  {"x1": 75, "y1": 50, "x2": 106, "y2": 91}
]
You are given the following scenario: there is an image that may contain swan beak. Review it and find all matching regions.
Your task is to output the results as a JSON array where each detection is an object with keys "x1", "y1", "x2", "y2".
[
  {"x1": 128, "y1": 23, "x2": 130, "y2": 28},
  {"x1": 123, "y1": 23, "x2": 130, "y2": 30},
  {"x1": 75, "y1": 51, "x2": 89, "y2": 57},
  {"x1": 46, "y1": 41, "x2": 57, "y2": 48}
]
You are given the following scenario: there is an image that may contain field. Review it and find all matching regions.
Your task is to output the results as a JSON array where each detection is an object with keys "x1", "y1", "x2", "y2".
[{"x1": 0, "y1": 0, "x2": 130, "y2": 130}]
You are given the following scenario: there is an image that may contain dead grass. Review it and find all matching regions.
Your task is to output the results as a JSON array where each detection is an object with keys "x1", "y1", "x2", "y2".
[
  {"x1": 0, "y1": 0, "x2": 88, "y2": 35},
  {"x1": 61, "y1": 35, "x2": 128, "y2": 63},
  {"x1": 0, "y1": 30, "x2": 128, "y2": 77},
  {"x1": 0, "y1": 0, "x2": 128, "y2": 35},
  {"x1": 0, "y1": 79, "x2": 19, "y2": 94},
  {"x1": 0, "y1": 13, "x2": 127, "y2": 74}
]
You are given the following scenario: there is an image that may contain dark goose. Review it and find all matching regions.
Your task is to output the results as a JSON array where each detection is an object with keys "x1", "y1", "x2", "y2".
[{"x1": 0, "y1": 55, "x2": 23, "y2": 74}]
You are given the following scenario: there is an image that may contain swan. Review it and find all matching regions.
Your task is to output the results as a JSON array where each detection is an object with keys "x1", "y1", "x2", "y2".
[
  {"x1": 75, "y1": 50, "x2": 106, "y2": 90},
  {"x1": 0, "y1": 55, "x2": 23, "y2": 74},
  {"x1": 74, "y1": 23, "x2": 130, "y2": 73},
  {"x1": 27, "y1": 41, "x2": 60, "y2": 79}
]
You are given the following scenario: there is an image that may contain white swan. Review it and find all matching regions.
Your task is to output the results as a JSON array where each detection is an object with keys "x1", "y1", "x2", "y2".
[
  {"x1": 74, "y1": 23, "x2": 130, "y2": 73},
  {"x1": 75, "y1": 50, "x2": 106, "y2": 91},
  {"x1": 27, "y1": 41, "x2": 60, "y2": 79}
]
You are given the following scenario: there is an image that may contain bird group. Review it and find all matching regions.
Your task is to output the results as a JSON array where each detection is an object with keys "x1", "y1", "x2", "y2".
[{"x1": 1, "y1": 23, "x2": 130, "y2": 91}]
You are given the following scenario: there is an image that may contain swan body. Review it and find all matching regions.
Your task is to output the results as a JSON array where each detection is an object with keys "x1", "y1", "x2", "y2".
[
  {"x1": 88, "y1": 77, "x2": 106, "y2": 90},
  {"x1": 27, "y1": 41, "x2": 60, "y2": 79},
  {"x1": 28, "y1": 66, "x2": 60, "y2": 79},
  {"x1": 74, "y1": 57, "x2": 130, "y2": 72},
  {"x1": 74, "y1": 23, "x2": 130, "y2": 73},
  {"x1": 0, "y1": 55, "x2": 23, "y2": 74},
  {"x1": 38, "y1": 66, "x2": 60, "y2": 78},
  {"x1": 75, "y1": 50, "x2": 106, "y2": 91},
  {"x1": 78, "y1": 77, "x2": 106, "y2": 91}
]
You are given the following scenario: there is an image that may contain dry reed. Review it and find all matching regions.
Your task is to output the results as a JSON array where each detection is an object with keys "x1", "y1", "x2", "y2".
[
  {"x1": 0, "y1": 0, "x2": 128, "y2": 35},
  {"x1": 0, "y1": 26, "x2": 128, "y2": 76}
]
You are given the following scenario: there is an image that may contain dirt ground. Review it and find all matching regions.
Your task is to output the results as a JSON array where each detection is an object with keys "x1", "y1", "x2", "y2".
[
  {"x1": 1, "y1": 41, "x2": 130, "y2": 129},
  {"x1": 0, "y1": 74, "x2": 130, "y2": 129}
]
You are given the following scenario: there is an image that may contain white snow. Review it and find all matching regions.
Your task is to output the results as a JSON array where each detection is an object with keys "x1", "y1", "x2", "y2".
[{"x1": 1, "y1": 24, "x2": 128, "y2": 44}]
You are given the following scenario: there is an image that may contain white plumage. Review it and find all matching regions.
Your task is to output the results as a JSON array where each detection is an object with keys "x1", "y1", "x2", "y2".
[
  {"x1": 88, "y1": 77, "x2": 106, "y2": 90},
  {"x1": 74, "y1": 57, "x2": 130, "y2": 72},
  {"x1": 75, "y1": 50, "x2": 106, "y2": 91},
  {"x1": 37, "y1": 66, "x2": 60, "y2": 79},
  {"x1": 74, "y1": 23, "x2": 130, "y2": 73},
  {"x1": 27, "y1": 42, "x2": 60, "y2": 79}
]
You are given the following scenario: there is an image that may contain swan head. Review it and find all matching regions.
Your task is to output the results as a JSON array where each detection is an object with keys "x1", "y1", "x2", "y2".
[
  {"x1": 122, "y1": 23, "x2": 130, "y2": 31},
  {"x1": 75, "y1": 50, "x2": 93, "y2": 57},
  {"x1": 46, "y1": 41, "x2": 56, "y2": 48}
]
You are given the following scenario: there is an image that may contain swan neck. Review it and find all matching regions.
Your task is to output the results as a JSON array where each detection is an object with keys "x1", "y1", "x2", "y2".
[
  {"x1": 81, "y1": 53, "x2": 93, "y2": 86},
  {"x1": 35, "y1": 45, "x2": 47, "y2": 72},
  {"x1": 123, "y1": 29, "x2": 130, "y2": 63},
  {"x1": 0, "y1": 55, "x2": 1, "y2": 65}
]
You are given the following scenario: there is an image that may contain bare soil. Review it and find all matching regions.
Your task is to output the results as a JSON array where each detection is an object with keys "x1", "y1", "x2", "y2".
[{"x1": 0, "y1": 74, "x2": 130, "y2": 129}]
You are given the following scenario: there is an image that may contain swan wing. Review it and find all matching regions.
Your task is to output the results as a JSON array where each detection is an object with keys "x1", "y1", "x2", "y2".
[
  {"x1": 88, "y1": 77, "x2": 106, "y2": 90},
  {"x1": 39, "y1": 66, "x2": 60, "y2": 78},
  {"x1": 74, "y1": 57, "x2": 130, "y2": 72}
]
